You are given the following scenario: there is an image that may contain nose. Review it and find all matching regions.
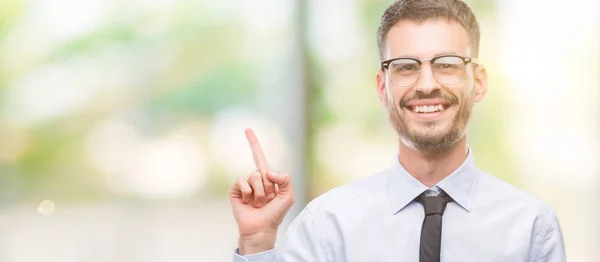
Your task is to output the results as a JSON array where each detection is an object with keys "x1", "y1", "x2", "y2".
[{"x1": 415, "y1": 63, "x2": 441, "y2": 93}]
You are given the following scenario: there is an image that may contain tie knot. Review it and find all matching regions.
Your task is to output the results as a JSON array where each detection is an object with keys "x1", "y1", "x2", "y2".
[{"x1": 417, "y1": 191, "x2": 452, "y2": 216}]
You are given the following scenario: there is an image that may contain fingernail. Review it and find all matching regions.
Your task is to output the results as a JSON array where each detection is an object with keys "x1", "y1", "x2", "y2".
[{"x1": 267, "y1": 193, "x2": 275, "y2": 199}]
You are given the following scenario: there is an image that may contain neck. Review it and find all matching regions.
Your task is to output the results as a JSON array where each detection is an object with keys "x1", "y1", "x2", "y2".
[{"x1": 398, "y1": 137, "x2": 469, "y2": 187}]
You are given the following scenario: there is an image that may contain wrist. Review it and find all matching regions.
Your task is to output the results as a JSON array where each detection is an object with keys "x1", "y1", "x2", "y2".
[{"x1": 238, "y1": 231, "x2": 277, "y2": 255}]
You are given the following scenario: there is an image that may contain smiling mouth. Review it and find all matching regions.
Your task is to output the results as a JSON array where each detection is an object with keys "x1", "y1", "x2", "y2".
[
  {"x1": 409, "y1": 104, "x2": 445, "y2": 113},
  {"x1": 403, "y1": 102, "x2": 453, "y2": 115}
]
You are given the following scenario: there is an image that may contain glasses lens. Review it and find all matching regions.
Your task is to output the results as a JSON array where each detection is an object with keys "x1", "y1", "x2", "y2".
[
  {"x1": 432, "y1": 56, "x2": 466, "y2": 85},
  {"x1": 387, "y1": 59, "x2": 420, "y2": 87}
]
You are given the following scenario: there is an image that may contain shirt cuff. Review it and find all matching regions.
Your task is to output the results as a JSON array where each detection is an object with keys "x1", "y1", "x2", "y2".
[{"x1": 233, "y1": 248, "x2": 276, "y2": 262}]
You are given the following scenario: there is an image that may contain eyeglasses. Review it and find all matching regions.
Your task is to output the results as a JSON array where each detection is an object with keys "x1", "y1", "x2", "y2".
[{"x1": 380, "y1": 55, "x2": 475, "y2": 87}]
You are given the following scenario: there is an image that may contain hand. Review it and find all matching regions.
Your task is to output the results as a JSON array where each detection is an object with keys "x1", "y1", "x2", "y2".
[{"x1": 229, "y1": 128, "x2": 295, "y2": 255}]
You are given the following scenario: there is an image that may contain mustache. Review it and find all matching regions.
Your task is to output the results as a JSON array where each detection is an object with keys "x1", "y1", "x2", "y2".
[{"x1": 399, "y1": 90, "x2": 458, "y2": 108}]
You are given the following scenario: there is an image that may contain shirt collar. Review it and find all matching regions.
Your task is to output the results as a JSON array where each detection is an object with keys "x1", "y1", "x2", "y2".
[{"x1": 387, "y1": 148, "x2": 480, "y2": 214}]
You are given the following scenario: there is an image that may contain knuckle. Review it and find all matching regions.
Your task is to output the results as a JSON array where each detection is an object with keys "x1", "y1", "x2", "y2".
[
  {"x1": 263, "y1": 176, "x2": 274, "y2": 184},
  {"x1": 250, "y1": 172, "x2": 261, "y2": 180},
  {"x1": 255, "y1": 191, "x2": 265, "y2": 198},
  {"x1": 241, "y1": 186, "x2": 252, "y2": 194},
  {"x1": 250, "y1": 178, "x2": 263, "y2": 187},
  {"x1": 236, "y1": 177, "x2": 246, "y2": 184}
]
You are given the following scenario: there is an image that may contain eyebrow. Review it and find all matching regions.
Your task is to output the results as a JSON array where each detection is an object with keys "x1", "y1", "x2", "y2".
[
  {"x1": 391, "y1": 51, "x2": 461, "y2": 60},
  {"x1": 433, "y1": 51, "x2": 459, "y2": 57}
]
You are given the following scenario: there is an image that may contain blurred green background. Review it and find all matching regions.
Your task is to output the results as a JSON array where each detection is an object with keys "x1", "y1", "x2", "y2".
[{"x1": 0, "y1": 0, "x2": 598, "y2": 261}]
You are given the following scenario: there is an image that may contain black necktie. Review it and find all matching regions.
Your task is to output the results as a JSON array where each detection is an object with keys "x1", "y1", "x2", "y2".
[{"x1": 416, "y1": 191, "x2": 452, "y2": 262}]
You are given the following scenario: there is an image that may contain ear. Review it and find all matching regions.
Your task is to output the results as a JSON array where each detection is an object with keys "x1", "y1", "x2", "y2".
[
  {"x1": 376, "y1": 69, "x2": 388, "y2": 107},
  {"x1": 473, "y1": 64, "x2": 488, "y2": 103}
]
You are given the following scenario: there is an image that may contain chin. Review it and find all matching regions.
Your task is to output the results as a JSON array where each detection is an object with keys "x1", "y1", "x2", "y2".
[
  {"x1": 411, "y1": 121, "x2": 452, "y2": 135},
  {"x1": 402, "y1": 125, "x2": 465, "y2": 151}
]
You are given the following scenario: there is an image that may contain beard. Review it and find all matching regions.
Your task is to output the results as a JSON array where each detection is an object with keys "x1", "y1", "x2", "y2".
[{"x1": 388, "y1": 89, "x2": 474, "y2": 154}]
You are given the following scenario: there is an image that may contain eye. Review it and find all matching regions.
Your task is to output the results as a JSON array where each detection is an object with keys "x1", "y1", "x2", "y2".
[
  {"x1": 390, "y1": 62, "x2": 419, "y2": 73},
  {"x1": 397, "y1": 64, "x2": 418, "y2": 72},
  {"x1": 438, "y1": 63, "x2": 459, "y2": 70},
  {"x1": 433, "y1": 56, "x2": 464, "y2": 71}
]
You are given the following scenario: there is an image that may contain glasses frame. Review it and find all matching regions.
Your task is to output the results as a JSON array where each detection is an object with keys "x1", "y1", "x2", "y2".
[{"x1": 380, "y1": 55, "x2": 475, "y2": 87}]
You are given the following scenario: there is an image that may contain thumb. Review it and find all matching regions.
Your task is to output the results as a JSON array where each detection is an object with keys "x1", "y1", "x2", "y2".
[{"x1": 267, "y1": 171, "x2": 293, "y2": 194}]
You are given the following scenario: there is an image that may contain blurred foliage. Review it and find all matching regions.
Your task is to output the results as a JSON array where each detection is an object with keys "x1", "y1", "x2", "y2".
[
  {"x1": 1, "y1": 0, "x2": 515, "y2": 203},
  {"x1": 148, "y1": 66, "x2": 256, "y2": 116},
  {"x1": 0, "y1": 1, "x2": 259, "y2": 202},
  {"x1": 0, "y1": 0, "x2": 22, "y2": 34}
]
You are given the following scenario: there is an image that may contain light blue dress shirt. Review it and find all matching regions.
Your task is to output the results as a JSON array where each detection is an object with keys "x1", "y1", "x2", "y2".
[{"x1": 234, "y1": 150, "x2": 566, "y2": 261}]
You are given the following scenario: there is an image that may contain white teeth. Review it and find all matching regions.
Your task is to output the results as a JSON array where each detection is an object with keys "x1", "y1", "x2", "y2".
[{"x1": 411, "y1": 104, "x2": 445, "y2": 113}]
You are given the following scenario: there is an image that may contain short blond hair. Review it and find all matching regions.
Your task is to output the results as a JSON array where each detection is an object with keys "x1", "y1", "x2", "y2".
[{"x1": 377, "y1": 0, "x2": 480, "y2": 60}]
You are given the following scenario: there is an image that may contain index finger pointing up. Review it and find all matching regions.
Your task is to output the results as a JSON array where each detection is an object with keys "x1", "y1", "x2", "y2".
[{"x1": 245, "y1": 128, "x2": 270, "y2": 170}]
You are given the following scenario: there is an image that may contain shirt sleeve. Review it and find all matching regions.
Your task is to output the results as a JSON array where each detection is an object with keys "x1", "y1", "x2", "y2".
[
  {"x1": 232, "y1": 205, "x2": 328, "y2": 262},
  {"x1": 532, "y1": 215, "x2": 566, "y2": 262},
  {"x1": 233, "y1": 248, "x2": 276, "y2": 262}
]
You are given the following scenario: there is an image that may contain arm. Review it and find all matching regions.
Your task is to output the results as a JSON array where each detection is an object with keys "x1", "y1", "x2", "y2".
[
  {"x1": 532, "y1": 216, "x2": 566, "y2": 262},
  {"x1": 233, "y1": 206, "x2": 328, "y2": 262},
  {"x1": 229, "y1": 129, "x2": 300, "y2": 262}
]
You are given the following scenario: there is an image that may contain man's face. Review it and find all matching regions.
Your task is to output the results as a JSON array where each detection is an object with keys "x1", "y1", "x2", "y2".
[{"x1": 376, "y1": 19, "x2": 487, "y2": 152}]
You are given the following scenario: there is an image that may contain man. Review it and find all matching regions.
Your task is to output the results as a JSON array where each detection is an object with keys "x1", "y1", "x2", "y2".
[{"x1": 229, "y1": 0, "x2": 566, "y2": 261}]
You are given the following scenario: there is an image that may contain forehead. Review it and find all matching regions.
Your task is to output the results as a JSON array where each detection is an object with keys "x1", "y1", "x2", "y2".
[{"x1": 384, "y1": 18, "x2": 472, "y2": 60}]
